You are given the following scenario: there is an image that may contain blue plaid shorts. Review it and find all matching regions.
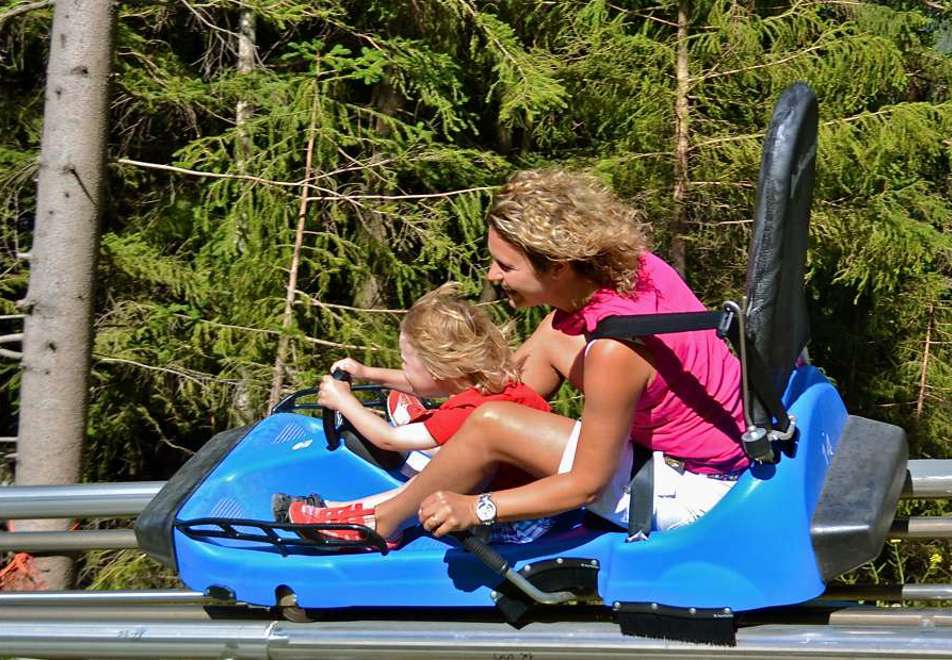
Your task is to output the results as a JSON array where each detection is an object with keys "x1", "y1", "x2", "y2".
[{"x1": 489, "y1": 516, "x2": 557, "y2": 544}]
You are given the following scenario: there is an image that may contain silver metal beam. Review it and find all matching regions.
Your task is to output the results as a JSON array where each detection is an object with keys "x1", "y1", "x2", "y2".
[
  {"x1": 0, "y1": 589, "x2": 209, "y2": 606},
  {"x1": 2, "y1": 619, "x2": 952, "y2": 659},
  {"x1": 0, "y1": 514, "x2": 940, "y2": 553},
  {"x1": 890, "y1": 516, "x2": 952, "y2": 539},
  {"x1": 0, "y1": 529, "x2": 137, "y2": 552},
  {"x1": 6, "y1": 582, "x2": 950, "y2": 609},
  {"x1": 0, "y1": 481, "x2": 163, "y2": 518},
  {"x1": 0, "y1": 458, "x2": 946, "y2": 522},
  {"x1": 827, "y1": 607, "x2": 952, "y2": 627},
  {"x1": 0, "y1": 606, "x2": 215, "y2": 621},
  {"x1": 822, "y1": 583, "x2": 952, "y2": 602},
  {"x1": 905, "y1": 460, "x2": 952, "y2": 499}
]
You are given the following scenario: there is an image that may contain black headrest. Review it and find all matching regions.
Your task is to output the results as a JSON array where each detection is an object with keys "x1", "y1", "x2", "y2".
[{"x1": 744, "y1": 83, "x2": 817, "y2": 427}]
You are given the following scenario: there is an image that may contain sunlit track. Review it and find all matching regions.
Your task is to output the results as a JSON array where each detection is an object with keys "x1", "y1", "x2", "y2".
[{"x1": 3, "y1": 617, "x2": 952, "y2": 659}]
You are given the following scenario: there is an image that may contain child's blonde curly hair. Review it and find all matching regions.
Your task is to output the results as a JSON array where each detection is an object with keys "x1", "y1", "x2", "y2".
[
  {"x1": 487, "y1": 169, "x2": 648, "y2": 292},
  {"x1": 400, "y1": 283, "x2": 519, "y2": 394}
]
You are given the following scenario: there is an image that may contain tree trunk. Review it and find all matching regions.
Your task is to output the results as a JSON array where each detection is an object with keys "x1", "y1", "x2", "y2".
[
  {"x1": 268, "y1": 62, "x2": 322, "y2": 411},
  {"x1": 14, "y1": 0, "x2": 116, "y2": 589},
  {"x1": 670, "y1": 0, "x2": 690, "y2": 278},
  {"x1": 232, "y1": 9, "x2": 258, "y2": 421},
  {"x1": 916, "y1": 304, "x2": 934, "y2": 418},
  {"x1": 235, "y1": 10, "x2": 256, "y2": 165}
]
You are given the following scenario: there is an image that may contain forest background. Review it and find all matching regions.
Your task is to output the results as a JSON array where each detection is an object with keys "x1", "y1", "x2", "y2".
[{"x1": 0, "y1": 0, "x2": 950, "y2": 589}]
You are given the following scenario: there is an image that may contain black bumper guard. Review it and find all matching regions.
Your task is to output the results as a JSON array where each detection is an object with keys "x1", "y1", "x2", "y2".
[{"x1": 174, "y1": 517, "x2": 391, "y2": 555}]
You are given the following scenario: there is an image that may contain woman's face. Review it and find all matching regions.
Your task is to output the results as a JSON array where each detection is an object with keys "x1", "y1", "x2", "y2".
[{"x1": 486, "y1": 226, "x2": 552, "y2": 309}]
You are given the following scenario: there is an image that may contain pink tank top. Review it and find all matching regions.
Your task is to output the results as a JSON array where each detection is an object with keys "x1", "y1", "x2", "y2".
[{"x1": 552, "y1": 252, "x2": 749, "y2": 474}]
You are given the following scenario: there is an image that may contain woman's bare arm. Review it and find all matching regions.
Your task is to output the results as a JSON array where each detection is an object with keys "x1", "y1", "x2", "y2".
[
  {"x1": 514, "y1": 312, "x2": 586, "y2": 398},
  {"x1": 485, "y1": 339, "x2": 652, "y2": 521}
]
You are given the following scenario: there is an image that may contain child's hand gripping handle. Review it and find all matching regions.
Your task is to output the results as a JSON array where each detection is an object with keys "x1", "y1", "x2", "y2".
[{"x1": 322, "y1": 369, "x2": 352, "y2": 450}]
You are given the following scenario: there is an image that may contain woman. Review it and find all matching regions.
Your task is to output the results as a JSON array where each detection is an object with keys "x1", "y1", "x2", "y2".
[{"x1": 315, "y1": 169, "x2": 749, "y2": 542}]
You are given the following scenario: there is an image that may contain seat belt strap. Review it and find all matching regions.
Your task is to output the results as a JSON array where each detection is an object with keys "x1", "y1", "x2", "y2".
[
  {"x1": 626, "y1": 444, "x2": 654, "y2": 542},
  {"x1": 590, "y1": 311, "x2": 725, "y2": 341}
]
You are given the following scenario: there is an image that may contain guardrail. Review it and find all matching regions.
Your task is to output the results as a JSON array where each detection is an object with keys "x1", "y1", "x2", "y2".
[
  {"x1": 2, "y1": 462, "x2": 952, "y2": 658},
  {"x1": 2, "y1": 460, "x2": 950, "y2": 553}
]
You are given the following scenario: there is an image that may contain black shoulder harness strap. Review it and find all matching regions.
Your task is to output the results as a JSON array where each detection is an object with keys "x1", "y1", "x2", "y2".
[{"x1": 587, "y1": 308, "x2": 792, "y2": 541}]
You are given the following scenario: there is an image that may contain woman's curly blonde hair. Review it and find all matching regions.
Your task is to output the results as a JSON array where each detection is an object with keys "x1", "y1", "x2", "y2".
[
  {"x1": 487, "y1": 169, "x2": 648, "y2": 292},
  {"x1": 400, "y1": 283, "x2": 519, "y2": 394}
]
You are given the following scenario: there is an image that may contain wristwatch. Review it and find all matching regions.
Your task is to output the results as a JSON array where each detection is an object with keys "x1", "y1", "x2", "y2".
[{"x1": 474, "y1": 493, "x2": 497, "y2": 526}]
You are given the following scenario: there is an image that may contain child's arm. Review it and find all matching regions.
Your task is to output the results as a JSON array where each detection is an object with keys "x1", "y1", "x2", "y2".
[
  {"x1": 319, "y1": 375, "x2": 439, "y2": 452},
  {"x1": 331, "y1": 357, "x2": 413, "y2": 393}
]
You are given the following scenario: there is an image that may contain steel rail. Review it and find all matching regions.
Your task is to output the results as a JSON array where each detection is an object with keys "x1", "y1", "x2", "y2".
[
  {"x1": 0, "y1": 514, "x2": 946, "y2": 553},
  {"x1": 891, "y1": 516, "x2": 952, "y2": 539},
  {"x1": 4, "y1": 581, "x2": 951, "y2": 609},
  {"x1": 0, "y1": 480, "x2": 162, "y2": 518},
  {"x1": 2, "y1": 619, "x2": 952, "y2": 659},
  {"x1": 0, "y1": 460, "x2": 948, "y2": 521},
  {"x1": 0, "y1": 529, "x2": 137, "y2": 552},
  {"x1": 2, "y1": 602, "x2": 952, "y2": 626},
  {"x1": 0, "y1": 589, "x2": 210, "y2": 606},
  {"x1": 822, "y1": 583, "x2": 952, "y2": 602},
  {"x1": 827, "y1": 608, "x2": 952, "y2": 627}
]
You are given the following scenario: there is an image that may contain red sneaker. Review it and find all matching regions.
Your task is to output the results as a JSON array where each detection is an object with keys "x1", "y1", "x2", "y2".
[
  {"x1": 287, "y1": 502, "x2": 401, "y2": 550},
  {"x1": 386, "y1": 390, "x2": 428, "y2": 426}
]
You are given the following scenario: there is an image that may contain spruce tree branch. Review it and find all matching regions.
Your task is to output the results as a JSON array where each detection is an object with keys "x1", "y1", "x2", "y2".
[
  {"x1": 0, "y1": 0, "x2": 52, "y2": 26},
  {"x1": 916, "y1": 305, "x2": 934, "y2": 417},
  {"x1": 687, "y1": 219, "x2": 753, "y2": 226},
  {"x1": 304, "y1": 186, "x2": 493, "y2": 202},
  {"x1": 93, "y1": 355, "x2": 239, "y2": 386},
  {"x1": 137, "y1": 405, "x2": 195, "y2": 455},
  {"x1": 170, "y1": 313, "x2": 393, "y2": 353},
  {"x1": 116, "y1": 158, "x2": 492, "y2": 203},
  {"x1": 450, "y1": 0, "x2": 520, "y2": 67},
  {"x1": 691, "y1": 44, "x2": 826, "y2": 83},
  {"x1": 295, "y1": 289, "x2": 407, "y2": 314},
  {"x1": 117, "y1": 157, "x2": 303, "y2": 189},
  {"x1": 178, "y1": 0, "x2": 241, "y2": 41},
  {"x1": 694, "y1": 107, "x2": 896, "y2": 150}
]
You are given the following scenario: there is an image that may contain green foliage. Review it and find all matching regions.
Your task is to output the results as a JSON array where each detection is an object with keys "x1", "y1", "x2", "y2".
[{"x1": 0, "y1": 0, "x2": 950, "y2": 587}]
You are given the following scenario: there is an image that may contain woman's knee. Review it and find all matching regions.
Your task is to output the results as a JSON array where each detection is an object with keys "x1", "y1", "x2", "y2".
[{"x1": 468, "y1": 401, "x2": 513, "y2": 429}]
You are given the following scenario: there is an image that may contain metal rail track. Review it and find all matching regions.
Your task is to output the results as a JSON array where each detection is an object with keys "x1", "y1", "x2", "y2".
[
  {"x1": 2, "y1": 460, "x2": 950, "y2": 552},
  {"x1": 0, "y1": 460, "x2": 948, "y2": 521},
  {"x1": 2, "y1": 461, "x2": 951, "y2": 657},
  {"x1": 3, "y1": 616, "x2": 952, "y2": 658}
]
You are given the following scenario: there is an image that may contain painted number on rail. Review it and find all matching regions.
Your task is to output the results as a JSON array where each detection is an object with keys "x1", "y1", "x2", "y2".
[
  {"x1": 119, "y1": 628, "x2": 145, "y2": 640},
  {"x1": 492, "y1": 653, "x2": 533, "y2": 660}
]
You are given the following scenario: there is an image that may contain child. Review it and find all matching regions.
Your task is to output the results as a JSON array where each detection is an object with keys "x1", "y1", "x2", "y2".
[{"x1": 274, "y1": 283, "x2": 556, "y2": 547}]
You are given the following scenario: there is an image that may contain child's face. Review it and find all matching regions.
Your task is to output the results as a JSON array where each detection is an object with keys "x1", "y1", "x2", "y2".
[{"x1": 399, "y1": 332, "x2": 446, "y2": 397}]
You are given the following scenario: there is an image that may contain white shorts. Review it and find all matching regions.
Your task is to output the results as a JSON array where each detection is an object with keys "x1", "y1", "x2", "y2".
[
  {"x1": 558, "y1": 421, "x2": 736, "y2": 532},
  {"x1": 400, "y1": 449, "x2": 435, "y2": 478}
]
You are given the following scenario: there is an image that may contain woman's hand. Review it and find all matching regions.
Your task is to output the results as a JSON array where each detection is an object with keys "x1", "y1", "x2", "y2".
[
  {"x1": 330, "y1": 357, "x2": 369, "y2": 381},
  {"x1": 418, "y1": 491, "x2": 478, "y2": 537},
  {"x1": 317, "y1": 373, "x2": 355, "y2": 411}
]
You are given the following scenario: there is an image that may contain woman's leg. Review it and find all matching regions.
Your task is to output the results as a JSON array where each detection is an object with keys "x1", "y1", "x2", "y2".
[{"x1": 373, "y1": 402, "x2": 576, "y2": 537}]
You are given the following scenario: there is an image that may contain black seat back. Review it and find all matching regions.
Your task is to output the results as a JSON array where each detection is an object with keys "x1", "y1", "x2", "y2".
[{"x1": 744, "y1": 82, "x2": 817, "y2": 429}]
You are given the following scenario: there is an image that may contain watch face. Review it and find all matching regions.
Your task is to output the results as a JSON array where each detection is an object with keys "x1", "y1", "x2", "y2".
[{"x1": 476, "y1": 495, "x2": 496, "y2": 523}]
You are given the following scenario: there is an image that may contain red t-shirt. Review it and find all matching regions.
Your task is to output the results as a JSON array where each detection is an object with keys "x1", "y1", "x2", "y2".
[{"x1": 414, "y1": 382, "x2": 550, "y2": 445}]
